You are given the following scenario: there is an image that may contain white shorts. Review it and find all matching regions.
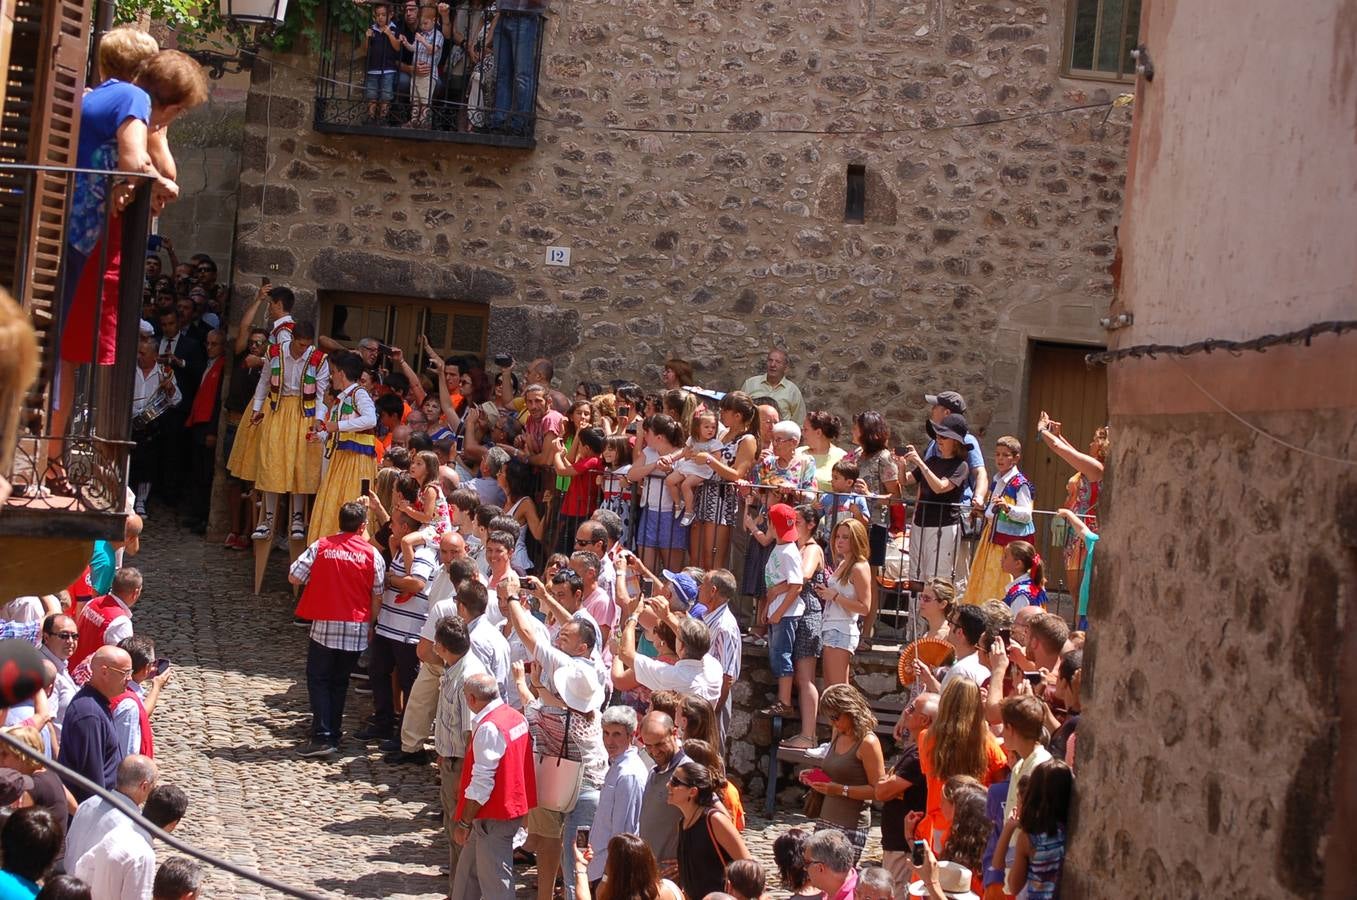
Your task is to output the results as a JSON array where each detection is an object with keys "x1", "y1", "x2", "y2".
[{"x1": 908, "y1": 523, "x2": 968, "y2": 588}]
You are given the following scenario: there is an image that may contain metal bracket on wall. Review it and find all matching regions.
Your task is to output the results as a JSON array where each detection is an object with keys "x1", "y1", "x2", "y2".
[{"x1": 1131, "y1": 44, "x2": 1154, "y2": 81}]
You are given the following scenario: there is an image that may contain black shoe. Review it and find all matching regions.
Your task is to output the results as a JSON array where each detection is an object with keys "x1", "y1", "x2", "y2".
[
  {"x1": 354, "y1": 725, "x2": 391, "y2": 742},
  {"x1": 383, "y1": 748, "x2": 429, "y2": 764},
  {"x1": 378, "y1": 738, "x2": 401, "y2": 752},
  {"x1": 298, "y1": 740, "x2": 338, "y2": 759}
]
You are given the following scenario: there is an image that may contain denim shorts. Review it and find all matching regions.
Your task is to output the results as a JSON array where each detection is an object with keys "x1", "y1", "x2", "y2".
[
  {"x1": 768, "y1": 616, "x2": 799, "y2": 678},
  {"x1": 364, "y1": 70, "x2": 396, "y2": 102},
  {"x1": 822, "y1": 626, "x2": 859, "y2": 652}
]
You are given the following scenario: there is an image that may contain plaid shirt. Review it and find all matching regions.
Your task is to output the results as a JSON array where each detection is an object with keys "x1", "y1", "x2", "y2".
[
  {"x1": 291, "y1": 536, "x2": 386, "y2": 652},
  {"x1": 0, "y1": 620, "x2": 41, "y2": 644}
]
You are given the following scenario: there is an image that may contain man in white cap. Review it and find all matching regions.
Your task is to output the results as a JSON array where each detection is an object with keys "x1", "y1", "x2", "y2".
[{"x1": 503, "y1": 595, "x2": 606, "y2": 900}]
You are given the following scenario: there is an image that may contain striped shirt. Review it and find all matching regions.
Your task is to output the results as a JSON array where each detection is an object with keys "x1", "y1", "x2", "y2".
[
  {"x1": 702, "y1": 602, "x2": 742, "y2": 682},
  {"x1": 375, "y1": 545, "x2": 439, "y2": 644}
]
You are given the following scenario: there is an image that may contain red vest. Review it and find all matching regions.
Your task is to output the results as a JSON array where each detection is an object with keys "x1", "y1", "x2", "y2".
[
  {"x1": 109, "y1": 689, "x2": 154, "y2": 758},
  {"x1": 70, "y1": 593, "x2": 129, "y2": 669},
  {"x1": 295, "y1": 532, "x2": 378, "y2": 623},
  {"x1": 455, "y1": 702, "x2": 536, "y2": 821}
]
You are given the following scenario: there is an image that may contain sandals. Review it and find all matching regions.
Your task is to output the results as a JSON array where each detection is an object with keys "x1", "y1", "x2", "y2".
[
  {"x1": 780, "y1": 734, "x2": 816, "y2": 749},
  {"x1": 761, "y1": 702, "x2": 796, "y2": 717}
]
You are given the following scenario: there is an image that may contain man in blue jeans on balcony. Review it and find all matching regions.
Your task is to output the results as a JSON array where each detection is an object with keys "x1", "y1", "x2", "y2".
[{"x1": 491, "y1": 0, "x2": 548, "y2": 134}]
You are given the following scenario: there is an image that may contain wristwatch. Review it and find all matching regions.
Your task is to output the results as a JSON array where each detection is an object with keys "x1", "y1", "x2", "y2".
[
  {"x1": 841, "y1": 785, "x2": 849, "y2": 797},
  {"x1": 456, "y1": 820, "x2": 472, "y2": 830}
]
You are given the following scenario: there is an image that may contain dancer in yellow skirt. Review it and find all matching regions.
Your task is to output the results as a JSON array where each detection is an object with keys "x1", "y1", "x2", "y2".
[
  {"x1": 308, "y1": 351, "x2": 378, "y2": 544},
  {"x1": 226, "y1": 285, "x2": 295, "y2": 484},
  {"x1": 963, "y1": 435, "x2": 1035, "y2": 604},
  {"x1": 249, "y1": 321, "x2": 328, "y2": 540}
]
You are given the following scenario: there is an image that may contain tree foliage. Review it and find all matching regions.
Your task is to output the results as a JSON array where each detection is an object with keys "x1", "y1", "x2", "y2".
[{"x1": 115, "y1": 0, "x2": 371, "y2": 51}]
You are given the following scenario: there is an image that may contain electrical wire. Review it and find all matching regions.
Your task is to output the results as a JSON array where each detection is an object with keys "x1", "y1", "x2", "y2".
[
  {"x1": 1084, "y1": 319, "x2": 1357, "y2": 365},
  {"x1": 0, "y1": 730, "x2": 327, "y2": 900}
]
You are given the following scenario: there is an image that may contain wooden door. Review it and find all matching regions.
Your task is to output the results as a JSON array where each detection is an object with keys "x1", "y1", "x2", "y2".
[
  {"x1": 319, "y1": 291, "x2": 488, "y2": 367},
  {"x1": 1022, "y1": 342, "x2": 1108, "y2": 594}
]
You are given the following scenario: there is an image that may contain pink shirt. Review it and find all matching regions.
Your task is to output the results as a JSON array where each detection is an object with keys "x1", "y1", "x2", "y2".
[{"x1": 831, "y1": 869, "x2": 858, "y2": 900}]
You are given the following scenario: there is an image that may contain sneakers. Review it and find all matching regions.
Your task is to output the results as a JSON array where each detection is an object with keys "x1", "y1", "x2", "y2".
[
  {"x1": 680, "y1": 510, "x2": 697, "y2": 527},
  {"x1": 251, "y1": 515, "x2": 274, "y2": 540},
  {"x1": 672, "y1": 504, "x2": 685, "y2": 521},
  {"x1": 134, "y1": 501, "x2": 147, "y2": 517},
  {"x1": 290, "y1": 514, "x2": 306, "y2": 540},
  {"x1": 298, "y1": 740, "x2": 338, "y2": 759},
  {"x1": 354, "y1": 724, "x2": 390, "y2": 742},
  {"x1": 224, "y1": 533, "x2": 250, "y2": 551}
]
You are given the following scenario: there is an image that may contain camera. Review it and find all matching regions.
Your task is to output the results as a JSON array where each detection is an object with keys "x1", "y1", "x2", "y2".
[{"x1": 493, "y1": 353, "x2": 513, "y2": 368}]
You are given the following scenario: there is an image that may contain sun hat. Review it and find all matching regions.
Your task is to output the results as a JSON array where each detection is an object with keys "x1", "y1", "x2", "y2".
[
  {"x1": 925, "y1": 413, "x2": 969, "y2": 443},
  {"x1": 552, "y1": 660, "x2": 604, "y2": 714},
  {"x1": 0, "y1": 768, "x2": 35, "y2": 806},
  {"x1": 906, "y1": 862, "x2": 979, "y2": 899}
]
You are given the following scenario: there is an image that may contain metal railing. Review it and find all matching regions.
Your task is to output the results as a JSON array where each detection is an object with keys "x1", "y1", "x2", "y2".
[
  {"x1": 314, "y1": 1, "x2": 546, "y2": 149},
  {"x1": 514, "y1": 466, "x2": 1092, "y2": 635},
  {"x1": 0, "y1": 163, "x2": 153, "y2": 539}
]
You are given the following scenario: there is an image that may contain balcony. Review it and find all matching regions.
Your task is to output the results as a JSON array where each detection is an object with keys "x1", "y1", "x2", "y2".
[
  {"x1": 0, "y1": 163, "x2": 153, "y2": 544},
  {"x1": 313, "y1": 2, "x2": 545, "y2": 150}
]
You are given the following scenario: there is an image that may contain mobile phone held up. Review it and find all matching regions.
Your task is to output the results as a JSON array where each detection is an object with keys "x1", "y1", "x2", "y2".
[
  {"x1": 576, "y1": 828, "x2": 590, "y2": 850},
  {"x1": 154, "y1": 658, "x2": 171, "y2": 677},
  {"x1": 911, "y1": 839, "x2": 927, "y2": 867},
  {"x1": 360, "y1": 478, "x2": 371, "y2": 497},
  {"x1": 493, "y1": 352, "x2": 514, "y2": 368}
]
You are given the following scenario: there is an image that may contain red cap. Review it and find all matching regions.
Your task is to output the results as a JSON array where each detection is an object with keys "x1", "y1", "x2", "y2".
[{"x1": 768, "y1": 503, "x2": 798, "y2": 541}]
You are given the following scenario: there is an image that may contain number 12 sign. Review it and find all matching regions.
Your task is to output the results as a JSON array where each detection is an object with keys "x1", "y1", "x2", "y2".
[{"x1": 546, "y1": 246, "x2": 571, "y2": 267}]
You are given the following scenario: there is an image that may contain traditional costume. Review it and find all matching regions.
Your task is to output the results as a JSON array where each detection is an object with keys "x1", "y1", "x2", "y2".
[
  {"x1": 963, "y1": 468, "x2": 1035, "y2": 604},
  {"x1": 307, "y1": 382, "x2": 378, "y2": 544},
  {"x1": 226, "y1": 316, "x2": 293, "y2": 483},
  {"x1": 250, "y1": 340, "x2": 327, "y2": 539}
]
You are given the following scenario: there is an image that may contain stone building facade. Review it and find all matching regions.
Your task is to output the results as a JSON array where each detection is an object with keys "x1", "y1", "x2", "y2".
[
  {"x1": 1067, "y1": 2, "x2": 1356, "y2": 897},
  {"x1": 228, "y1": 0, "x2": 1131, "y2": 441}
]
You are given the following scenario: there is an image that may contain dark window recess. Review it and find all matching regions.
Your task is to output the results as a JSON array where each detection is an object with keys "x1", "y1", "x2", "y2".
[
  {"x1": 845, "y1": 164, "x2": 866, "y2": 223},
  {"x1": 1065, "y1": 0, "x2": 1142, "y2": 81}
]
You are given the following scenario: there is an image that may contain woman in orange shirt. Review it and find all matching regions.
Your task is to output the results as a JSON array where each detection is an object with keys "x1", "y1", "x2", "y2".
[{"x1": 912, "y1": 677, "x2": 1008, "y2": 851}]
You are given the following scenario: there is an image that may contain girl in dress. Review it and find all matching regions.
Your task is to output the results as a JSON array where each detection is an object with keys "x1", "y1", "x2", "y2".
[
  {"x1": 666, "y1": 408, "x2": 722, "y2": 526},
  {"x1": 997, "y1": 760, "x2": 1073, "y2": 900},
  {"x1": 396, "y1": 450, "x2": 452, "y2": 563},
  {"x1": 1000, "y1": 540, "x2": 1048, "y2": 611},
  {"x1": 965, "y1": 435, "x2": 1035, "y2": 604},
  {"x1": 599, "y1": 434, "x2": 635, "y2": 546}
]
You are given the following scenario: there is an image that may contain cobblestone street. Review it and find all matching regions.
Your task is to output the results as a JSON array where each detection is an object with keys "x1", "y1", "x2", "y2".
[{"x1": 134, "y1": 513, "x2": 881, "y2": 898}]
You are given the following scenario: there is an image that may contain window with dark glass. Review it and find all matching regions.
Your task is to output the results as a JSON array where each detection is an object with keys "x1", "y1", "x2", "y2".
[{"x1": 1065, "y1": 0, "x2": 1142, "y2": 81}]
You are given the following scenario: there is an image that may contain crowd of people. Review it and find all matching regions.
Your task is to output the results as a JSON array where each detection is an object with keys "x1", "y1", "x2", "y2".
[
  {"x1": 339, "y1": 0, "x2": 548, "y2": 136},
  {"x1": 197, "y1": 269, "x2": 1101, "y2": 900}
]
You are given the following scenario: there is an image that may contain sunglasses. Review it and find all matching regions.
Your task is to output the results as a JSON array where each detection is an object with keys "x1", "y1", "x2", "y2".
[
  {"x1": 668, "y1": 778, "x2": 692, "y2": 788},
  {"x1": 49, "y1": 631, "x2": 79, "y2": 640}
]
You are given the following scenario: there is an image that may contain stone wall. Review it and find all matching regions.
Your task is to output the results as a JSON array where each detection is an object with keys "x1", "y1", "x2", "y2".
[
  {"x1": 157, "y1": 73, "x2": 249, "y2": 270},
  {"x1": 230, "y1": 0, "x2": 1129, "y2": 440}
]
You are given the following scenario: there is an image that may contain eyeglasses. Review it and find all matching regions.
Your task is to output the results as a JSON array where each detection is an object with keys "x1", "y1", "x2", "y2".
[
  {"x1": 50, "y1": 631, "x2": 79, "y2": 640},
  {"x1": 574, "y1": 538, "x2": 598, "y2": 547},
  {"x1": 105, "y1": 666, "x2": 133, "y2": 677}
]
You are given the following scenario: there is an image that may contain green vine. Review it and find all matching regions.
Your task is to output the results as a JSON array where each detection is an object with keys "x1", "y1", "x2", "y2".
[{"x1": 115, "y1": 0, "x2": 371, "y2": 52}]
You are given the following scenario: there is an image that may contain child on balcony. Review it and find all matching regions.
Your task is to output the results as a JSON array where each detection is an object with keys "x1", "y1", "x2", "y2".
[
  {"x1": 399, "y1": 4, "x2": 444, "y2": 128},
  {"x1": 664, "y1": 409, "x2": 722, "y2": 526},
  {"x1": 361, "y1": 2, "x2": 402, "y2": 122}
]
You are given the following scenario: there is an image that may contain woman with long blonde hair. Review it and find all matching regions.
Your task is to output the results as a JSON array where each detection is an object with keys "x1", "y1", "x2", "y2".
[
  {"x1": 799, "y1": 683, "x2": 886, "y2": 864},
  {"x1": 816, "y1": 518, "x2": 872, "y2": 686},
  {"x1": 915, "y1": 677, "x2": 1007, "y2": 851}
]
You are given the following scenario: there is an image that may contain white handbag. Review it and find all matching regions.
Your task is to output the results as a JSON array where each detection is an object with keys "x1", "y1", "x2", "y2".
[{"x1": 534, "y1": 709, "x2": 584, "y2": 813}]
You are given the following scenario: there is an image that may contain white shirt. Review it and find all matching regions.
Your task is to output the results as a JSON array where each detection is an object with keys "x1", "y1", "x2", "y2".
[
  {"x1": 329, "y1": 383, "x2": 378, "y2": 432},
  {"x1": 39, "y1": 643, "x2": 78, "y2": 726},
  {"x1": 434, "y1": 651, "x2": 488, "y2": 759},
  {"x1": 100, "y1": 594, "x2": 135, "y2": 647},
  {"x1": 632, "y1": 654, "x2": 724, "y2": 704},
  {"x1": 66, "y1": 795, "x2": 135, "y2": 871},
  {"x1": 131, "y1": 363, "x2": 181, "y2": 417},
  {"x1": 1, "y1": 596, "x2": 43, "y2": 623},
  {"x1": 251, "y1": 344, "x2": 330, "y2": 414},
  {"x1": 112, "y1": 682, "x2": 147, "y2": 757},
  {"x1": 465, "y1": 698, "x2": 511, "y2": 805},
  {"x1": 74, "y1": 822, "x2": 155, "y2": 900},
  {"x1": 942, "y1": 650, "x2": 991, "y2": 689},
  {"x1": 468, "y1": 614, "x2": 512, "y2": 702}
]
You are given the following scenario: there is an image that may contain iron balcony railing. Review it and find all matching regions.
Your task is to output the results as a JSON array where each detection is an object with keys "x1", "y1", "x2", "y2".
[
  {"x1": 0, "y1": 162, "x2": 154, "y2": 540},
  {"x1": 314, "y1": 1, "x2": 546, "y2": 149}
]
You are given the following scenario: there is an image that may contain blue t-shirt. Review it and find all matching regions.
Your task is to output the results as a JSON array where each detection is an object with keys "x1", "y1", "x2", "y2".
[
  {"x1": 0, "y1": 871, "x2": 38, "y2": 900},
  {"x1": 70, "y1": 80, "x2": 152, "y2": 255},
  {"x1": 89, "y1": 540, "x2": 118, "y2": 596},
  {"x1": 926, "y1": 432, "x2": 985, "y2": 503}
]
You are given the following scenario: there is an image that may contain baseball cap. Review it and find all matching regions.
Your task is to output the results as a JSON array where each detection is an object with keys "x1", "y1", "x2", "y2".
[
  {"x1": 924, "y1": 390, "x2": 967, "y2": 414},
  {"x1": 768, "y1": 503, "x2": 798, "y2": 542},
  {"x1": 661, "y1": 569, "x2": 699, "y2": 608},
  {"x1": 0, "y1": 768, "x2": 34, "y2": 805},
  {"x1": 927, "y1": 413, "x2": 969, "y2": 443}
]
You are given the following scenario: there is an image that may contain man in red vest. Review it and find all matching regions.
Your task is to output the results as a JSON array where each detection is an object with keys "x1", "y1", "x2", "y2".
[
  {"x1": 110, "y1": 635, "x2": 172, "y2": 759},
  {"x1": 70, "y1": 567, "x2": 143, "y2": 675},
  {"x1": 289, "y1": 500, "x2": 386, "y2": 758},
  {"x1": 450, "y1": 672, "x2": 536, "y2": 900}
]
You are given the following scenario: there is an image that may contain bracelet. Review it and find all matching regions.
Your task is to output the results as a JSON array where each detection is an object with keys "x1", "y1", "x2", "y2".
[{"x1": 455, "y1": 820, "x2": 472, "y2": 830}]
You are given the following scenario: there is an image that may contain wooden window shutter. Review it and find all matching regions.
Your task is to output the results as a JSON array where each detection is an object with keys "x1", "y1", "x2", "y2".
[{"x1": 0, "y1": 0, "x2": 91, "y2": 433}]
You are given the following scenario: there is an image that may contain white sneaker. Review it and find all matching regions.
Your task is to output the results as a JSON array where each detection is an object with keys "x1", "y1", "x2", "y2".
[
  {"x1": 133, "y1": 501, "x2": 147, "y2": 517},
  {"x1": 251, "y1": 515, "x2": 274, "y2": 540},
  {"x1": 290, "y1": 515, "x2": 306, "y2": 540}
]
